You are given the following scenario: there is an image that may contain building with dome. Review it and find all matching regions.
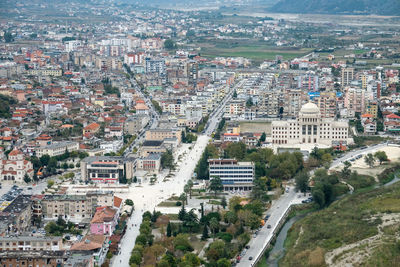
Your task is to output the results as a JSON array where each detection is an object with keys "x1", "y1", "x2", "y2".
[{"x1": 271, "y1": 102, "x2": 351, "y2": 147}]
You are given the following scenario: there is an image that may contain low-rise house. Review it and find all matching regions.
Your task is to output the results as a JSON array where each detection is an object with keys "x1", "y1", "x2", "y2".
[
  {"x1": 70, "y1": 234, "x2": 108, "y2": 266},
  {"x1": 90, "y1": 206, "x2": 118, "y2": 236}
]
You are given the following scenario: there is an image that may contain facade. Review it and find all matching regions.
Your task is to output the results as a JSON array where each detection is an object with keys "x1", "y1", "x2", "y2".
[
  {"x1": 145, "y1": 58, "x2": 165, "y2": 75},
  {"x1": 0, "y1": 236, "x2": 63, "y2": 251},
  {"x1": 0, "y1": 148, "x2": 33, "y2": 182},
  {"x1": 208, "y1": 159, "x2": 254, "y2": 192},
  {"x1": 313, "y1": 91, "x2": 337, "y2": 118},
  {"x1": 0, "y1": 251, "x2": 67, "y2": 267},
  {"x1": 41, "y1": 191, "x2": 114, "y2": 223},
  {"x1": 90, "y1": 207, "x2": 118, "y2": 236},
  {"x1": 124, "y1": 115, "x2": 149, "y2": 135},
  {"x1": 271, "y1": 102, "x2": 350, "y2": 146},
  {"x1": 344, "y1": 87, "x2": 366, "y2": 114},
  {"x1": 28, "y1": 69, "x2": 62, "y2": 77},
  {"x1": 341, "y1": 67, "x2": 354, "y2": 87},
  {"x1": 223, "y1": 133, "x2": 240, "y2": 142},
  {"x1": 35, "y1": 141, "x2": 79, "y2": 157},
  {"x1": 136, "y1": 153, "x2": 161, "y2": 173},
  {"x1": 145, "y1": 128, "x2": 182, "y2": 143},
  {"x1": 70, "y1": 235, "x2": 108, "y2": 266},
  {"x1": 80, "y1": 156, "x2": 136, "y2": 183}
]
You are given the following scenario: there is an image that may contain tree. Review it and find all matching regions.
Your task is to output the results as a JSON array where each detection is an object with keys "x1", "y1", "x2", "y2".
[
  {"x1": 205, "y1": 240, "x2": 226, "y2": 262},
  {"x1": 295, "y1": 171, "x2": 309, "y2": 193},
  {"x1": 166, "y1": 222, "x2": 172, "y2": 237},
  {"x1": 40, "y1": 154, "x2": 50, "y2": 166},
  {"x1": 47, "y1": 180, "x2": 54, "y2": 188},
  {"x1": 33, "y1": 172, "x2": 39, "y2": 182},
  {"x1": 209, "y1": 217, "x2": 219, "y2": 238},
  {"x1": 164, "y1": 39, "x2": 176, "y2": 50},
  {"x1": 341, "y1": 161, "x2": 352, "y2": 179},
  {"x1": 187, "y1": 179, "x2": 194, "y2": 199},
  {"x1": 180, "y1": 253, "x2": 200, "y2": 267},
  {"x1": 23, "y1": 174, "x2": 31, "y2": 183},
  {"x1": 201, "y1": 225, "x2": 209, "y2": 240},
  {"x1": 161, "y1": 150, "x2": 174, "y2": 169},
  {"x1": 125, "y1": 199, "x2": 134, "y2": 206},
  {"x1": 178, "y1": 205, "x2": 187, "y2": 221},
  {"x1": 246, "y1": 97, "x2": 253, "y2": 107},
  {"x1": 312, "y1": 189, "x2": 325, "y2": 208},
  {"x1": 224, "y1": 142, "x2": 246, "y2": 160},
  {"x1": 4, "y1": 32, "x2": 13, "y2": 43},
  {"x1": 179, "y1": 193, "x2": 187, "y2": 205},
  {"x1": 220, "y1": 196, "x2": 227, "y2": 209},
  {"x1": 217, "y1": 258, "x2": 231, "y2": 267},
  {"x1": 374, "y1": 151, "x2": 388, "y2": 165},
  {"x1": 184, "y1": 184, "x2": 190, "y2": 202},
  {"x1": 364, "y1": 153, "x2": 375, "y2": 168},
  {"x1": 260, "y1": 132, "x2": 266, "y2": 142},
  {"x1": 208, "y1": 177, "x2": 223, "y2": 197}
]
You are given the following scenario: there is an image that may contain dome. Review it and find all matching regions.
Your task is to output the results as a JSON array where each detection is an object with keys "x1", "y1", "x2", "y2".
[{"x1": 300, "y1": 102, "x2": 320, "y2": 114}]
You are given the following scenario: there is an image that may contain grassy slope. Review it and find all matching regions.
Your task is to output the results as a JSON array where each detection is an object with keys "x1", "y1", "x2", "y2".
[{"x1": 280, "y1": 182, "x2": 400, "y2": 267}]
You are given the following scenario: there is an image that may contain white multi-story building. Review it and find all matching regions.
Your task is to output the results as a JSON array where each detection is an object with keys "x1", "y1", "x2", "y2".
[
  {"x1": 271, "y1": 102, "x2": 351, "y2": 147},
  {"x1": 208, "y1": 159, "x2": 254, "y2": 192}
]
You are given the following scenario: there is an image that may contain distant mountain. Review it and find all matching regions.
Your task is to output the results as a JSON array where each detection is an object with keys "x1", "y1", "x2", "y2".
[{"x1": 269, "y1": 0, "x2": 400, "y2": 15}]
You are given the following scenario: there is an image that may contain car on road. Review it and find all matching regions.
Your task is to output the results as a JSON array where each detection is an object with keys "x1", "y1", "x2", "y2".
[
  {"x1": 249, "y1": 256, "x2": 253, "y2": 260},
  {"x1": 267, "y1": 224, "x2": 271, "y2": 229},
  {"x1": 245, "y1": 245, "x2": 250, "y2": 249}
]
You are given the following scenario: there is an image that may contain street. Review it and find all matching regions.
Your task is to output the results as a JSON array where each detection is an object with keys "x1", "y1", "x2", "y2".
[
  {"x1": 236, "y1": 186, "x2": 307, "y2": 267},
  {"x1": 111, "y1": 79, "x2": 238, "y2": 266}
]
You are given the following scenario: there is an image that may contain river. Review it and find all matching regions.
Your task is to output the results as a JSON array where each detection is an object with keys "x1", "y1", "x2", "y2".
[{"x1": 262, "y1": 214, "x2": 304, "y2": 267}]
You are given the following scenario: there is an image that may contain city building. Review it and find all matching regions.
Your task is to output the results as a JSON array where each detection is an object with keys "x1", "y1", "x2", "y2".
[
  {"x1": 341, "y1": 67, "x2": 354, "y2": 87},
  {"x1": 271, "y1": 102, "x2": 351, "y2": 147},
  {"x1": 145, "y1": 128, "x2": 182, "y2": 143},
  {"x1": 90, "y1": 206, "x2": 118, "y2": 236},
  {"x1": 41, "y1": 191, "x2": 114, "y2": 223},
  {"x1": 35, "y1": 141, "x2": 79, "y2": 157},
  {"x1": 0, "y1": 251, "x2": 67, "y2": 267},
  {"x1": 0, "y1": 195, "x2": 32, "y2": 235},
  {"x1": 80, "y1": 156, "x2": 136, "y2": 183},
  {"x1": 208, "y1": 159, "x2": 254, "y2": 192},
  {"x1": 136, "y1": 153, "x2": 161, "y2": 173},
  {"x1": 0, "y1": 148, "x2": 33, "y2": 182},
  {"x1": 0, "y1": 236, "x2": 63, "y2": 251}
]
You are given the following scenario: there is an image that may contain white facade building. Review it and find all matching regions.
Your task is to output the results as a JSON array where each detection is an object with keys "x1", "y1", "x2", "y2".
[
  {"x1": 208, "y1": 159, "x2": 254, "y2": 192},
  {"x1": 271, "y1": 102, "x2": 351, "y2": 147}
]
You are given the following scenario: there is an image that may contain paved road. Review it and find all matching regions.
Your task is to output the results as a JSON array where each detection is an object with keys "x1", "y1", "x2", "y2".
[
  {"x1": 330, "y1": 142, "x2": 388, "y2": 169},
  {"x1": 236, "y1": 186, "x2": 307, "y2": 267},
  {"x1": 111, "y1": 81, "x2": 236, "y2": 266}
]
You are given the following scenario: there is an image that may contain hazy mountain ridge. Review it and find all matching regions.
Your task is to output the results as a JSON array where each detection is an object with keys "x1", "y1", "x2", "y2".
[{"x1": 270, "y1": 0, "x2": 400, "y2": 15}]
